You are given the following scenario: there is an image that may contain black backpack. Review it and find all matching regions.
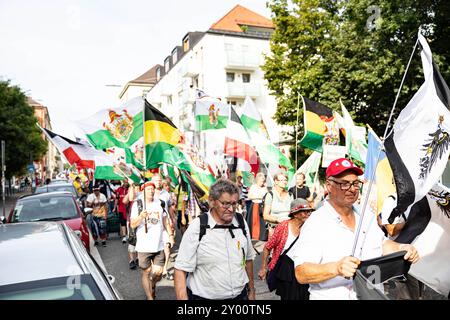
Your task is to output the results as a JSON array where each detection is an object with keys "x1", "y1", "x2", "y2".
[{"x1": 198, "y1": 212, "x2": 247, "y2": 242}]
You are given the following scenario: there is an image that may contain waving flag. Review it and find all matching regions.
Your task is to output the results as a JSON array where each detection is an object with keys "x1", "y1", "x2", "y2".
[
  {"x1": 75, "y1": 96, "x2": 145, "y2": 169},
  {"x1": 39, "y1": 126, "x2": 125, "y2": 180},
  {"x1": 341, "y1": 100, "x2": 368, "y2": 164},
  {"x1": 144, "y1": 100, "x2": 186, "y2": 170},
  {"x1": 300, "y1": 96, "x2": 334, "y2": 152},
  {"x1": 389, "y1": 183, "x2": 450, "y2": 296},
  {"x1": 240, "y1": 96, "x2": 294, "y2": 180},
  {"x1": 224, "y1": 107, "x2": 259, "y2": 175},
  {"x1": 385, "y1": 32, "x2": 450, "y2": 224},
  {"x1": 195, "y1": 91, "x2": 230, "y2": 131},
  {"x1": 289, "y1": 151, "x2": 322, "y2": 189}
]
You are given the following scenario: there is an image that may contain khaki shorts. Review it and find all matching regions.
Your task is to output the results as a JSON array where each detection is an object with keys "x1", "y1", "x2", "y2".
[{"x1": 138, "y1": 251, "x2": 165, "y2": 270}]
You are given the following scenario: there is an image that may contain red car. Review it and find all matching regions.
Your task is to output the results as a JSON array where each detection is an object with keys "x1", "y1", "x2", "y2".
[{"x1": 7, "y1": 191, "x2": 90, "y2": 252}]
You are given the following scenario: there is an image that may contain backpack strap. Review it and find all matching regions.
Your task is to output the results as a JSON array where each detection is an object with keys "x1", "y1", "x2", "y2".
[
  {"x1": 199, "y1": 212, "x2": 247, "y2": 241},
  {"x1": 198, "y1": 213, "x2": 209, "y2": 242},
  {"x1": 234, "y1": 212, "x2": 247, "y2": 238}
]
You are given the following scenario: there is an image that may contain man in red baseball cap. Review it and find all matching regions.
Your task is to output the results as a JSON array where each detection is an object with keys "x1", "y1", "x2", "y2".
[{"x1": 291, "y1": 157, "x2": 420, "y2": 300}]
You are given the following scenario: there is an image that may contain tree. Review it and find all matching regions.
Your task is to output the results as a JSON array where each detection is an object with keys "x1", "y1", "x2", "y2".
[
  {"x1": 0, "y1": 80, "x2": 47, "y2": 179},
  {"x1": 263, "y1": 0, "x2": 450, "y2": 161}
]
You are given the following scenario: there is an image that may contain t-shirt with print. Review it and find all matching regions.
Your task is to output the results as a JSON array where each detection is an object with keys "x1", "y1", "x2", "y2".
[{"x1": 130, "y1": 200, "x2": 166, "y2": 253}]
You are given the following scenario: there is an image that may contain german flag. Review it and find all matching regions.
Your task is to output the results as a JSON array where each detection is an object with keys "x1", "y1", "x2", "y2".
[
  {"x1": 144, "y1": 101, "x2": 187, "y2": 170},
  {"x1": 299, "y1": 96, "x2": 334, "y2": 152}
]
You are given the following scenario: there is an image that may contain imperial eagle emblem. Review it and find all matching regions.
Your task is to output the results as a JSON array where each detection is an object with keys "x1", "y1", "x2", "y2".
[
  {"x1": 419, "y1": 115, "x2": 450, "y2": 179},
  {"x1": 103, "y1": 109, "x2": 134, "y2": 143},
  {"x1": 428, "y1": 188, "x2": 450, "y2": 219}
]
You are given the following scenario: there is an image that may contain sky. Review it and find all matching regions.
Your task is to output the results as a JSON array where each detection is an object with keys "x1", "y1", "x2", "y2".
[{"x1": 0, "y1": 0, "x2": 272, "y2": 139}]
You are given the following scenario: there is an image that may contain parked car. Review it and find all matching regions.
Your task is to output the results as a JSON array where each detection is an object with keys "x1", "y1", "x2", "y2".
[
  {"x1": 35, "y1": 182, "x2": 79, "y2": 199},
  {"x1": 0, "y1": 222, "x2": 121, "y2": 300},
  {"x1": 7, "y1": 191, "x2": 90, "y2": 251},
  {"x1": 48, "y1": 178, "x2": 69, "y2": 185}
]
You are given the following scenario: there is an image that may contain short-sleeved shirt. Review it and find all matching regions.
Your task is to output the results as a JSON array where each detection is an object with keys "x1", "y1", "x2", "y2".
[
  {"x1": 289, "y1": 185, "x2": 311, "y2": 200},
  {"x1": 265, "y1": 189, "x2": 293, "y2": 225},
  {"x1": 130, "y1": 200, "x2": 166, "y2": 253},
  {"x1": 174, "y1": 211, "x2": 256, "y2": 299},
  {"x1": 86, "y1": 193, "x2": 107, "y2": 206},
  {"x1": 290, "y1": 200, "x2": 386, "y2": 300}
]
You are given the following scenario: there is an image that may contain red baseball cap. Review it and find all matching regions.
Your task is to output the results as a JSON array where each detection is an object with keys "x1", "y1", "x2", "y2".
[{"x1": 326, "y1": 158, "x2": 363, "y2": 178}]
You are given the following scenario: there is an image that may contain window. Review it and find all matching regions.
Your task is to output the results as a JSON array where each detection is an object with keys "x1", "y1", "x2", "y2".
[
  {"x1": 167, "y1": 95, "x2": 173, "y2": 106},
  {"x1": 226, "y1": 72, "x2": 235, "y2": 82},
  {"x1": 164, "y1": 58, "x2": 170, "y2": 73},
  {"x1": 172, "y1": 48, "x2": 178, "y2": 65},
  {"x1": 183, "y1": 36, "x2": 189, "y2": 52},
  {"x1": 242, "y1": 73, "x2": 251, "y2": 83},
  {"x1": 156, "y1": 68, "x2": 161, "y2": 81},
  {"x1": 228, "y1": 101, "x2": 237, "y2": 106},
  {"x1": 225, "y1": 43, "x2": 233, "y2": 51}
]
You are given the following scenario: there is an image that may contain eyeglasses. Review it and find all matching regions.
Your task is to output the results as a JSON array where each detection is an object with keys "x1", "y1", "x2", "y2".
[
  {"x1": 328, "y1": 178, "x2": 363, "y2": 190},
  {"x1": 217, "y1": 199, "x2": 239, "y2": 209},
  {"x1": 276, "y1": 178, "x2": 288, "y2": 182}
]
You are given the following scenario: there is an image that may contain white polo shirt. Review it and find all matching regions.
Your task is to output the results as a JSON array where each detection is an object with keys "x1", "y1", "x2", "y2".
[
  {"x1": 174, "y1": 211, "x2": 256, "y2": 299},
  {"x1": 291, "y1": 200, "x2": 386, "y2": 300}
]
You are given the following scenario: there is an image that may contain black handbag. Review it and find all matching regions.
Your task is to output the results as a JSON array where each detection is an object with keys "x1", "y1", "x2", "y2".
[
  {"x1": 266, "y1": 234, "x2": 300, "y2": 292},
  {"x1": 128, "y1": 227, "x2": 137, "y2": 246}
]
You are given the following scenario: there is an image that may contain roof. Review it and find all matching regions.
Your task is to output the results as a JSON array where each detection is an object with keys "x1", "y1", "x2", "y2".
[
  {"x1": 210, "y1": 4, "x2": 273, "y2": 33},
  {"x1": 27, "y1": 96, "x2": 43, "y2": 107},
  {"x1": 0, "y1": 222, "x2": 85, "y2": 286},
  {"x1": 119, "y1": 65, "x2": 161, "y2": 99},
  {"x1": 129, "y1": 64, "x2": 161, "y2": 85}
]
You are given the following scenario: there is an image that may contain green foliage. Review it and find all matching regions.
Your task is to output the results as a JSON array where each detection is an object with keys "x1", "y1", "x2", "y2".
[
  {"x1": 264, "y1": 0, "x2": 450, "y2": 152},
  {"x1": 0, "y1": 80, "x2": 47, "y2": 178}
]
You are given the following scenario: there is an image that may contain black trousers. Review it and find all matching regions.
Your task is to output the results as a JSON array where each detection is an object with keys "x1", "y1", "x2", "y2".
[{"x1": 187, "y1": 286, "x2": 248, "y2": 300}]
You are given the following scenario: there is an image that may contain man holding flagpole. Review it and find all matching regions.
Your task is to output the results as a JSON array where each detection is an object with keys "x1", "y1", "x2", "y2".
[{"x1": 292, "y1": 158, "x2": 420, "y2": 300}]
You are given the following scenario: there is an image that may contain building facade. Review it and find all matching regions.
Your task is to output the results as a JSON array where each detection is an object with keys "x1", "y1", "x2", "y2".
[
  {"x1": 124, "y1": 5, "x2": 293, "y2": 160},
  {"x1": 27, "y1": 97, "x2": 61, "y2": 181}
]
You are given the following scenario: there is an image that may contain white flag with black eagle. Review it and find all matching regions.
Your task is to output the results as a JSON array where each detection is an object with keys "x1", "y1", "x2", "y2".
[{"x1": 384, "y1": 32, "x2": 450, "y2": 224}]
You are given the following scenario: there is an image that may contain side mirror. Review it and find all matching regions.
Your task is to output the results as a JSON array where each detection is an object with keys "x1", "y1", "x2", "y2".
[{"x1": 84, "y1": 208, "x2": 93, "y2": 215}]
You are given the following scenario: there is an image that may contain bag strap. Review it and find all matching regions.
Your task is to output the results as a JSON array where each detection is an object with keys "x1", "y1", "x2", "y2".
[{"x1": 281, "y1": 233, "x2": 300, "y2": 256}]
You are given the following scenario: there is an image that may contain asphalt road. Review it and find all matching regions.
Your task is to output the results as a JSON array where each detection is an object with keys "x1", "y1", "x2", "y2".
[{"x1": 98, "y1": 228, "x2": 279, "y2": 300}]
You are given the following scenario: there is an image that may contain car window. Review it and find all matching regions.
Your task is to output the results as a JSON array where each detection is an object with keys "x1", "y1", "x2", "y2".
[
  {"x1": 0, "y1": 275, "x2": 104, "y2": 300},
  {"x1": 35, "y1": 185, "x2": 78, "y2": 198},
  {"x1": 12, "y1": 197, "x2": 79, "y2": 222}
]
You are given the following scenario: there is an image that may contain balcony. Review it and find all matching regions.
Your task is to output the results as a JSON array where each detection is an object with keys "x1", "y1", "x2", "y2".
[
  {"x1": 227, "y1": 82, "x2": 260, "y2": 98},
  {"x1": 225, "y1": 50, "x2": 260, "y2": 70},
  {"x1": 181, "y1": 88, "x2": 197, "y2": 103},
  {"x1": 180, "y1": 60, "x2": 200, "y2": 77}
]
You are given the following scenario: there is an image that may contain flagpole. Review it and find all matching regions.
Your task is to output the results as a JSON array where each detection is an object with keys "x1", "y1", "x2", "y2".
[
  {"x1": 140, "y1": 96, "x2": 149, "y2": 232},
  {"x1": 295, "y1": 92, "x2": 301, "y2": 170},
  {"x1": 350, "y1": 38, "x2": 419, "y2": 256}
]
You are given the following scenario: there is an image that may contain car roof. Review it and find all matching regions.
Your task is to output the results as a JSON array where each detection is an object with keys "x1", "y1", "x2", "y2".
[
  {"x1": 0, "y1": 222, "x2": 86, "y2": 286},
  {"x1": 20, "y1": 191, "x2": 74, "y2": 200},
  {"x1": 36, "y1": 182, "x2": 74, "y2": 189}
]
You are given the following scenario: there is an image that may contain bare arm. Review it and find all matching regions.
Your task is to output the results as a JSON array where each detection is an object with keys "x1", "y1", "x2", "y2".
[
  {"x1": 130, "y1": 210, "x2": 147, "y2": 229},
  {"x1": 245, "y1": 260, "x2": 255, "y2": 300},
  {"x1": 382, "y1": 239, "x2": 420, "y2": 263},
  {"x1": 258, "y1": 247, "x2": 271, "y2": 280},
  {"x1": 295, "y1": 256, "x2": 361, "y2": 284},
  {"x1": 262, "y1": 195, "x2": 279, "y2": 224},
  {"x1": 174, "y1": 268, "x2": 188, "y2": 300}
]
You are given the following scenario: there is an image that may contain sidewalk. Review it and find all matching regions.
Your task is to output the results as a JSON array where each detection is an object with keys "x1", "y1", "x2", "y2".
[{"x1": 0, "y1": 187, "x2": 32, "y2": 218}]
